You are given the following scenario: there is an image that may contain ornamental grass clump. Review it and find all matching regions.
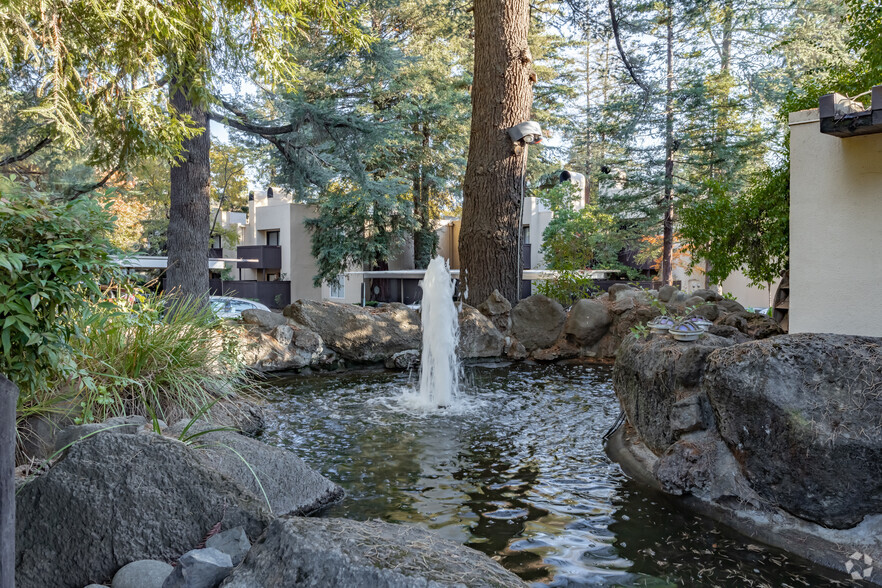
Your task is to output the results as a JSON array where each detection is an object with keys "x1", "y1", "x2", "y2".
[{"x1": 66, "y1": 292, "x2": 251, "y2": 424}]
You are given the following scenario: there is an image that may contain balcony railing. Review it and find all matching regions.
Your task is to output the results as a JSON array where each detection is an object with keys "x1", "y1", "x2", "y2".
[{"x1": 236, "y1": 245, "x2": 282, "y2": 269}]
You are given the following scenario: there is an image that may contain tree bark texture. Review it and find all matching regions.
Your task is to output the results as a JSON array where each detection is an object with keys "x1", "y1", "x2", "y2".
[
  {"x1": 0, "y1": 375, "x2": 17, "y2": 588},
  {"x1": 167, "y1": 84, "x2": 211, "y2": 302},
  {"x1": 661, "y1": 4, "x2": 675, "y2": 286},
  {"x1": 459, "y1": 0, "x2": 534, "y2": 305}
]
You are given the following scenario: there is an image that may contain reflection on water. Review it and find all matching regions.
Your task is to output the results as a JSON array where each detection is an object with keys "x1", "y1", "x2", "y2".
[{"x1": 260, "y1": 363, "x2": 852, "y2": 587}]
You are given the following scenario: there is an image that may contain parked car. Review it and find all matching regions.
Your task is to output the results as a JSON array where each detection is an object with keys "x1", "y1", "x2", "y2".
[{"x1": 209, "y1": 296, "x2": 271, "y2": 319}]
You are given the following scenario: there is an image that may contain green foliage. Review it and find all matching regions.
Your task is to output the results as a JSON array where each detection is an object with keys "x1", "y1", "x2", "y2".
[
  {"x1": 535, "y1": 270, "x2": 595, "y2": 307},
  {"x1": 305, "y1": 181, "x2": 416, "y2": 286},
  {"x1": 679, "y1": 172, "x2": 789, "y2": 286},
  {"x1": 64, "y1": 293, "x2": 249, "y2": 424},
  {"x1": 537, "y1": 184, "x2": 629, "y2": 272},
  {"x1": 0, "y1": 176, "x2": 119, "y2": 396}
]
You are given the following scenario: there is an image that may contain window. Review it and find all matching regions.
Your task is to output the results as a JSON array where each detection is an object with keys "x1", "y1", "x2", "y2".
[
  {"x1": 266, "y1": 230, "x2": 280, "y2": 246},
  {"x1": 522, "y1": 225, "x2": 530, "y2": 244},
  {"x1": 211, "y1": 234, "x2": 222, "y2": 248},
  {"x1": 329, "y1": 276, "x2": 345, "y2": 299}
]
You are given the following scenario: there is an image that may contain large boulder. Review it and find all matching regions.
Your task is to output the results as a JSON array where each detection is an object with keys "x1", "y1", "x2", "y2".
[
  {"x1": 458, "y1": 305, "x2": 504, "y2": 358},
  {"x1": 703, "y1": 333, "x2": 882, "y2": 529},
  {"x1": 563, "y1": 299, "x2": 612, "y2": 346},
  {"x1": 16, "y1": 433, "x2": 270, "y2": 588},
  {"x1": 179, "y1": 428, "x2": 344, "y2": 517},
  {"x1": 239, "y1": 322, "x2": 328, "y2": 372},
  {"x1": 285, "y1": 301, "x2": 421, "y2": 363},
  {"x1": 240, "y1": 309, "x2": 288, "y2": 329},
  {"x1": 613, "y1": 334, "x2": 734, "y2": 454},
  {"x1": 510, "y1": 295, "x2": 566, "y2": 351},
  {"x1": 221, "y1": 517, "x2": 528, "y2": 587}
]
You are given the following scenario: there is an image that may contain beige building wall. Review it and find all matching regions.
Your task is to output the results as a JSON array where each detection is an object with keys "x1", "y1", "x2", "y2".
[
  {"x1": 436, "y1": 219, "x2": 461, "y2": 269},
  {"x1": 243, "y1": 190, "x2": 323, "y2": 303},
  {"x1": 789, "y1": 108, "x2": 882, "y2": 336}
]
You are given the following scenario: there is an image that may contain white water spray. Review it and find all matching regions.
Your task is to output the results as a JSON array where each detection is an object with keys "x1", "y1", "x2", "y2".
[{"x1": 417, "y1": 256, "x2": 460, "y2": 408}]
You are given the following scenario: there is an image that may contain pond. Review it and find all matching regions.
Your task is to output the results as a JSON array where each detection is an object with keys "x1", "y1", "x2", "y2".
[{"x1": 259, "y1": 362, "x2": 851, "y2": 587}]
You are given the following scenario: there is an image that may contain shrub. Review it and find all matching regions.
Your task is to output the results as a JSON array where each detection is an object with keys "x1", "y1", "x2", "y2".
[
  {"x1": 0, "y1": 176, "x2": 119, "y2": 400},
  {"x1": 65, "y1": 293, "x2": 250, "y2": 424}
]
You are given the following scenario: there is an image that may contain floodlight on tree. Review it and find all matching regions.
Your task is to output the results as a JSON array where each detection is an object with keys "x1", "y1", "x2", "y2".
[{"x1": 508, "y1": 121, "x2": 543, "y2": 144}]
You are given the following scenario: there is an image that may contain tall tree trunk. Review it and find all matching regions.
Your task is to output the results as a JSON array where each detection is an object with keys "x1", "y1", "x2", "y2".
[
  {"x1": 413, "y1": 123, "x2": 435, "y2": 269},
  {"x1": 584, "y1": 23, "x2": 591, "y2": 206},
  {"x1": 459, "y1": 0, "x2": 534, "y2": 304},
  {"x1": 661, "y1": 1, "x2": 675, "y2": 286},
  {"x1": 167, "y1": 82, "x2": 211, "y2": 302},
  {"x1": 0, "y1": 375, "x2": 16, "y2": 588}
]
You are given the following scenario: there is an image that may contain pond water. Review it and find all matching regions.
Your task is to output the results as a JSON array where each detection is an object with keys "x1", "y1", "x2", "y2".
[{"x1": 259, "y1": 362, "x2": 851, "y2": 587}]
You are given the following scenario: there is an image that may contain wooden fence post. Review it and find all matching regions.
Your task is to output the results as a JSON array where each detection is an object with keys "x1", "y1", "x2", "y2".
[{"x1": 0, "y1": 374, "x2": 17, "y2": 588}]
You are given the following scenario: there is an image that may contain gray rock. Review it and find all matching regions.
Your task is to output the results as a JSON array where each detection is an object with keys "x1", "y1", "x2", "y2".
[
  {"x1": 192, "y1": 429, "x2": 344, "y2": 516},
  {"x1": 653, "y1": 430, "x2": 759, "y2": 505},
  {"x1": 707, "y1": 324, "x2": 750, "y2": 344},
  {"x1": 612, "y1": 288, "x2": 651, "y2": 306},
  {"x1": 284, "y1": 301, "x2": 421, "y2": 363},
  {"x1": 505, "y1": 337, "x2": 528, "y2": 360},
  {"x1": 104, "y1": 415, "x2": 148, "y2": 432},
  {"x1": 564, "y1": 299, "x2": 612, "y2": 346},
  {"x1": 270, "y1": 324, "x2": 293, "y2": 346},
  {"x1": 476, "y1": 289, "x2": 512, "y2": 334},
  {"x1": 205, "y1": 527, "x2": 250, "y2": 567},
  {"x1": 458, "y1": 304, "x2": 504, "y2": 358},
  {"x1": 162, "y1": 548, "x2": 232, "y2": 588},
  {"x1": 683, "y1": 295, "x2": 707, "y2": 308},
  {"x1": 670, "y1": 394, "x2": 711, "y2": 436},
  {"x1": 385, "y1": 349, "x2": 420, "y2": 370},
  {"x1": 687, "y1": 303, "x2": 719, "y2": 322},
  {"x1": 657, "y1": 284, "x2": 679, "y2": 303},
  {"x1": 220, "y1": 517, "x2": 528, "y2": 588},
  {"x1": 240, "y1": 309, "x2": 288, "y2": 329},
  {"x1": 112, "y1": 560, "x2": 173, "y2": 588},
  {"x1": 511, "y1": 295, "x2": 566, "y2": 351},
  {"x1": 607, "y1": 283, "x2": 634, "y2": 301},
  {"x1": 239, "y1": 322, "x2": 327, "y2": 372},
  {"x1": 690, "y1": 288, "x2": 723, "y2": 302},
  {"x1": 673, "y1": 291, "x2": 689, "y2": 303},
  {"x1": 704, "y1": 333, "x2": 882, "y2": 529},
  {"x1": 612, "y1": 334, "x2": 734, "y2": 453},
  {"x1": 719, "y1": 311, "x2": 783, "y2": 339},
  {"x1": 16, "y1": 433, "x2": 270, "y2": 588},
  {"x1": 716, "y1": 298, "x2": 746, "y2": 314}
]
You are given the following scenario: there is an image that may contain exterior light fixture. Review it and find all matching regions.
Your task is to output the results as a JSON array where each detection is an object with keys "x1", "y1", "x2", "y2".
[{"x1": 508, "y1": 121, "x2": 543, "y2": 144}]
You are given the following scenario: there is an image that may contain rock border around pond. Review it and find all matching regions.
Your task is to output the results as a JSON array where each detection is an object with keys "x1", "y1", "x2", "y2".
[
  {"x1": 608, "y1": 332, "x2": 882, "y2": 585},
  {"x1": 238, "y1": 286, "x2": 782, "y2": 373}
]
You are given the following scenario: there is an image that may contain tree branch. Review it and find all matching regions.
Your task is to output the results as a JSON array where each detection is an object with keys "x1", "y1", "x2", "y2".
[
  {"x1": 0, "y1": 135, "x2": 53, "y2": 167},
  {"x1": 67, "y1": 167, "x2": 120, "y2": 197},
  {"x1": 608, "y1": 0, "x2": 650, "y2": 95},
  {"x1": 207, "y1": 100, "x2": 294, "y2": 135}
]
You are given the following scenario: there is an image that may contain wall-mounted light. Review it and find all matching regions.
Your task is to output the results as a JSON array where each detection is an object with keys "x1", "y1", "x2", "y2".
[{"x1": 508, "y1": 121, "x2": 543, "y2": 144}]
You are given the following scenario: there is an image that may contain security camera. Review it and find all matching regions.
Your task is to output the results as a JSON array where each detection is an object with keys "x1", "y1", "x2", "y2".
[
  {"x1": 559, "y1": 170, "x2": 586, "y2": 191},
  {"x1": 508, "y1": 121, "x2": 543, "y2": 144}
]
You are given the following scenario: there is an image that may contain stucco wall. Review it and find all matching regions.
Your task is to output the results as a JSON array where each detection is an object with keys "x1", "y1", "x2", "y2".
[{"x1": 789, "y1": 108, "x2": 882, "y2": 336}]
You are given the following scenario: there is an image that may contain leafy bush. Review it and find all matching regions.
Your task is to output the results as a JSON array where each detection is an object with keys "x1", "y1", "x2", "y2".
[
  {"x1": 0, "y1": 176, "x2": 119, "y2": 398},
  {"x1": 534, "y1": 270, "x2": 595, "y2": 308}
]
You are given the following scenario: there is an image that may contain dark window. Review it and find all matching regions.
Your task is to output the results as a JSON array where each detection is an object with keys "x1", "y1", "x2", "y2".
[
  {"x1": 522, "y1": 225, "x2": 530, "y2": 245},
  {"x1": 266, "y1": 230, "x2": 280, "y2": 246}
]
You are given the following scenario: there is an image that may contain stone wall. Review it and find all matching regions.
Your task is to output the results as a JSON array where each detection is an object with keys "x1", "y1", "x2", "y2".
[
  {"x1": 609, "y1": 330, "x2": 882, "y2": 583},
  {"x1": 239, "y1": 285, "x2": 782, "y2": 372}
]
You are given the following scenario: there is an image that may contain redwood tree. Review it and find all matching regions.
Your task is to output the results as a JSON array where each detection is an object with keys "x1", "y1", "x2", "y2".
[{"x1": 459, "y1": 0, "x2": 535, "y2": 304}]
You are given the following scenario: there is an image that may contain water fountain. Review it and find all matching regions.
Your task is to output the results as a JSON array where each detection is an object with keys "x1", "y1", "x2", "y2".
[{"x1": 416, "y1": 256, "x2": 459, "y2": 408}]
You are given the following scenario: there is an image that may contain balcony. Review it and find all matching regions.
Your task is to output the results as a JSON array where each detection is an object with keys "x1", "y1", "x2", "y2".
[{"x1": 236, "y1": 245, "x2": 282, "y2": 269}]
